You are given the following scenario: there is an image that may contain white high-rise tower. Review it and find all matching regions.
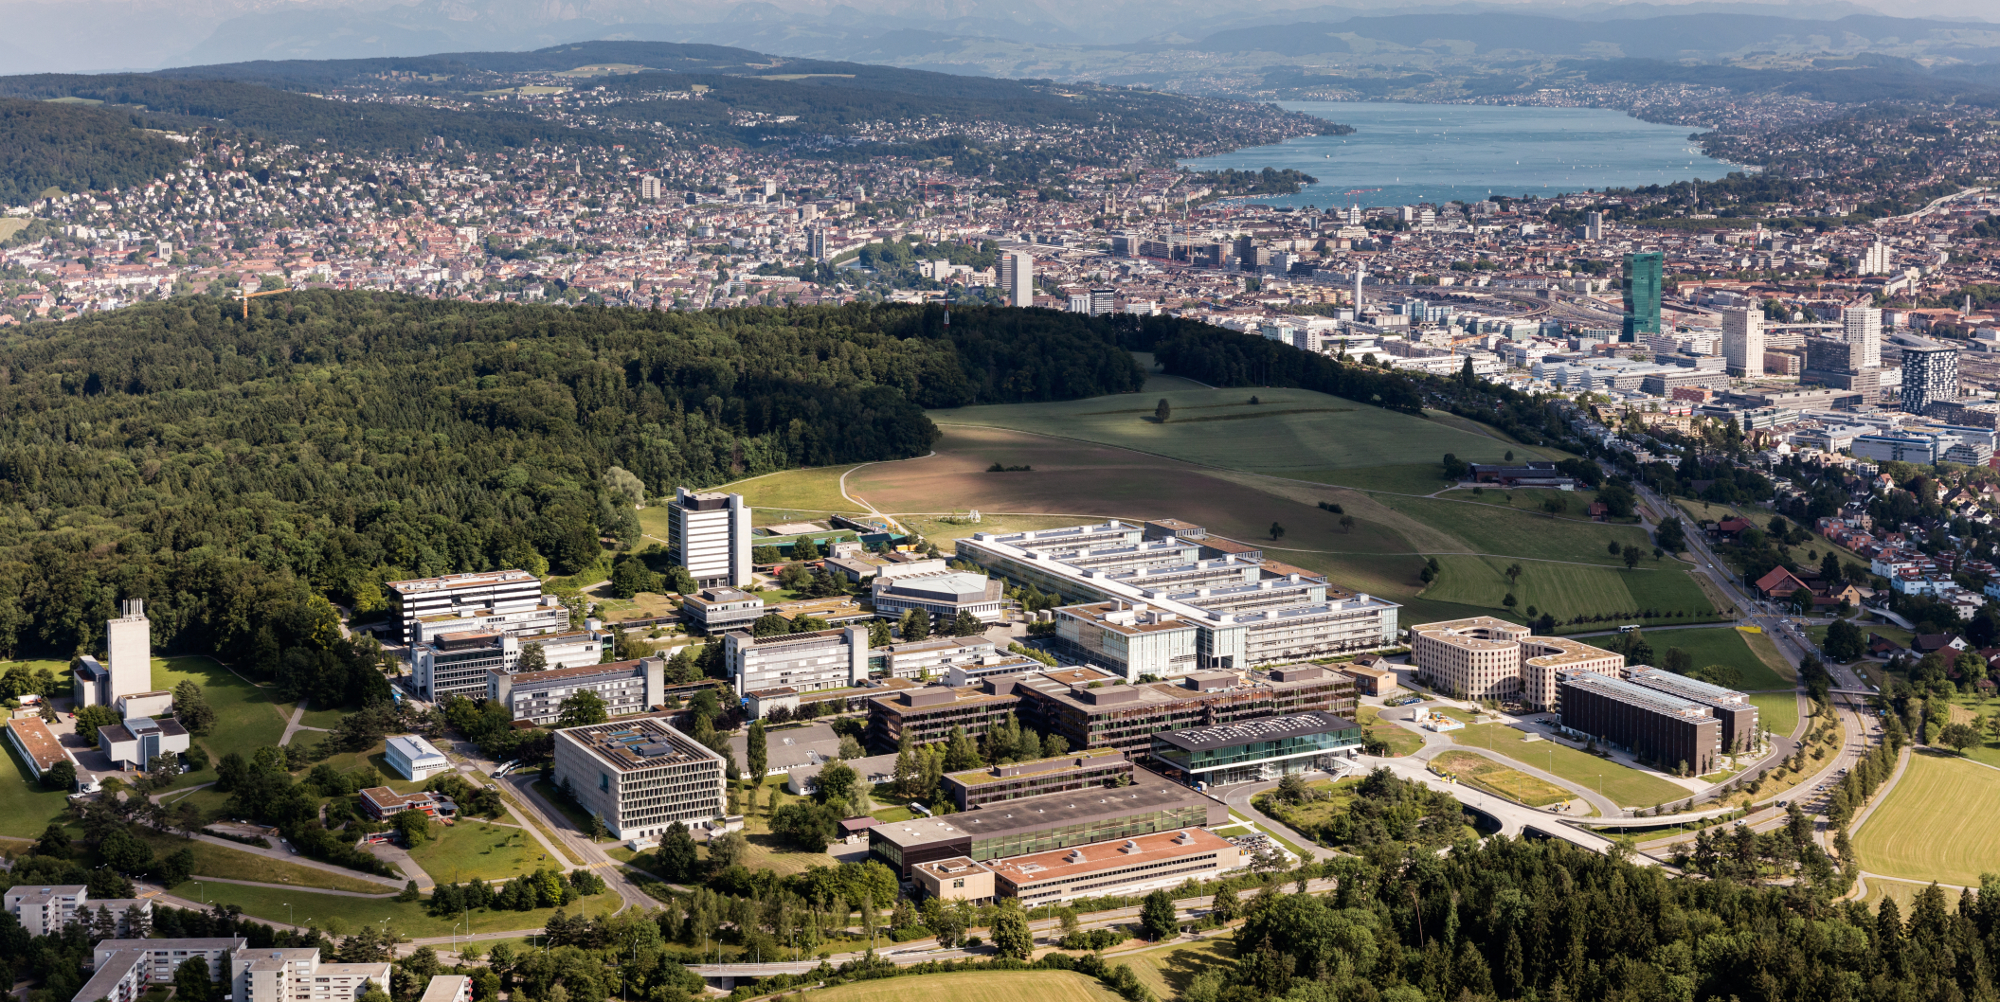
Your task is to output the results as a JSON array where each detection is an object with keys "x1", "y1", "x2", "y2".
[
  {"x1": 1842, "y1": 306, "x2": 1882, "y2": 370},
  {"x1": 1722, "y1": 308, "x2": 1764, "y2": 378}
]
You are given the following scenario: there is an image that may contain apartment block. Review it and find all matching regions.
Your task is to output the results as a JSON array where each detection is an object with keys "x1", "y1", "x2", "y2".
[
  {"x1": 74, "y1": 939, "x2": 246, "y2": 1002},
  {"x1": 552, "y1": 717, "x2": 727, "y2": 839},
  {"x1": 489, "y1": 656, "x2": 666, "y2": 726},
  {"x1": 387, "y1": 569, "x2": 566, "y2": 646},
  {"x1": 6, "y1": 885, "x2": 150, "y2": 937},
  {"x1": 939, "y1": 748, "x2": 1133, "y2": 811},
  {"x1": 667, "y1": 488, "x2": 752, "y2": 589},
  {"x1": 1408, "y1": 617, "x2": 1623, "y2": 709},
  {"x1": 723, "y1": 626, "x2": 868, "y2": 697},
  {"x1": 232, "y1": 947, "x2": 391, "y2": 1002}
]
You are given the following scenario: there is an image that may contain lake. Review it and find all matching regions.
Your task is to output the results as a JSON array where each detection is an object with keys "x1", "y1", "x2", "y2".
[{"x1": 1179, "y1": 101, "x2": 1735, "y2": 209}]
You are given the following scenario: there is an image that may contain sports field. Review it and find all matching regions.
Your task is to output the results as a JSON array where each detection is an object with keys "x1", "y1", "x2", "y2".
[
  {"x1": 1430, "y1": 750, "x2": 1572, "y2": 807},
  {"x1": 1853, "y1": 752, "x2": 2000, "y2": 888},
  {"x1": 1451, "y1": 723, "x2": 1689, "y2": 807},
  {"x1": 803, "y1": 971, "x2": 1124, "y2": 1002}
]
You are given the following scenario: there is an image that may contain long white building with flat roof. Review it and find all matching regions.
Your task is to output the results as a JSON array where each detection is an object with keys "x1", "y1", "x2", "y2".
[
  {"x1": 387, "y1": 569, "x2": 569, "y2": 646},
  {"x1": 956, "y1": 519, "x2": 1398, "y2": 680}
]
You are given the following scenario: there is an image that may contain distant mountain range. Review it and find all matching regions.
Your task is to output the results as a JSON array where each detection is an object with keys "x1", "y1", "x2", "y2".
[{"x1": 2, "y1": 0, "x2": 1996, "y2": 77}]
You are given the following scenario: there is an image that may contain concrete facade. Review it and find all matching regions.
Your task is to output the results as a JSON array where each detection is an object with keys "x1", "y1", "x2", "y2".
[
  {"x1": 667, "y1": 488, "x2": 752, "y2": 589},
  {"x1": 552, "y1": 717, "x2": 727, "y2": 839}
]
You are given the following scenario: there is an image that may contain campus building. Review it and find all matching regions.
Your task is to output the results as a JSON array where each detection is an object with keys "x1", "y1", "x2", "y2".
[
  {"x1": 1623, "y1": 667, "x2": 1760, "y2": 754},
  {"x1": 420, "y1": 976, "x2": 473, "y2": 1002},
  {"x1": 385, "y1": 734, "x2": 449, "y2": 781},
  {"x1": 666, "y1": 488, "x2": 753, "y2": 589},
  {"x1": 987, "y1": 827, "x2": 1240, "y2": 906},
  {"x1": 680, "y1": 587, "x2": 765, "y2": 633},
  {"x1": 909, "y1": 857, "x2": 996, "y2": 903},
  {"x1": 551, "y1": 717, "x2": 727, "y2": 839},
  {"x1": 359, "y1": 787, "x2": 453, "y2": 820},
  {"x1": 1555, "y1": 671, "x2": 1722, "y2": 776},
  {"x1": 723, "y1": 626, "x2": 869, "y2": 697},
  {"x1": 1407, "y1": 617, "x2": 1624, "y2": 709},
  {"x1": 870, "y1": 571, "x2": 1009, "y2": 624},
  {"x1": 1012, "y1": 664, "x2": 1357, "y2": 757},
  {"x1": 96, "y1": 716, "x2": 190, "y2": 771},
  {"x1": 386, "y1": 570, "x2": 568, "y2": 646},
  {"x1": 863, "y1": 680, "x2": 1023, "y2": 751},
  {"x1": 232, "y1": 947, "x2": 392, "y2": 1002},
  {"x1": 1148, "y1": 710, "x2": 1363, "y2": 787},
  {"x1": 412, "y1": 627, "x2": 606, "y2": 702},
  {"x1": 489, "y1": 656, "x2": 666, "y2": 726},
  {"x1": 5, "y1": 885, "x2": 150, "y2": 937},
  {"x1": 4, "y1": 717, "x2": 72, "y2": 782},
  {"x1": 867, "y1": 775, "x2": 1223, "y2": 876},
  {"x1": 939, "y1": 748, "x2": 1133, "y2": 811},
  {"x1": 74, "y1": 939, "x2": 246, "y2": 1002},
  {"x1": 74, "y1": 600, "x2": 151, "y2": 711},
  {"x1": 957, "y1": 519, "x2": 1399, "y2": 680}
]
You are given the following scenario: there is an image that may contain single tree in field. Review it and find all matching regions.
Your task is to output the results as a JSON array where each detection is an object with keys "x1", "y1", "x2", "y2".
[
  {"x1": 1155, "y1": 398, "x2": 1172, "y2": 423},
  {"x1": 1542, "y1": 496, "x2": 1567, "y2": 519},
  {"x1": 1505, "y1": 563, "x2": 1523, "y2": 586},
  {"x1": 1339, "y1": 514, "x2": 1356, "y2": 533},
  {"x1": 1623, "y1": 545, "x2": 1642, "y2": 570},
  {"x1": 1270, "y1": 522, "x2": 1285, "y2": 542}
]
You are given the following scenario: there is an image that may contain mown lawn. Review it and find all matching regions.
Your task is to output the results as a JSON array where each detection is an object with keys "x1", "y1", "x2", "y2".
[
  {"x1": 174, "y1": 880, "x2": 614, "y2": 937},
  {"x1": 1853, "y1": 752, "x2": 2000, "y2": 888},
  {"x1": 1749, "y1": 691, "x2": 1800, "y2": 739},
  {"x1": 153, "y1": 656, "x2": 289, "y2": 765},
  {"x1": 1121, "y1": 939, "x2": 1237, "y2": 1000},
  {"x1": 408, "y1": 815, "x2": 544, "y2": 884},
  {"x1": 1646, "y1": 627, "x2": 1794, "y2": 691},
  {"x1": 1430, "y1": 750, "x2": 1572, "y2": 807},
  {"x1": 132, "y1": 829, "x2": 389, "y2": 893},
  {"x1": 1450, "y1": 723, "x2": 1688, "y2": 808},
  {"x1": 1421, "y1": 556, "x2": 1714, "y2": 629},
  {"x1": 1356, "y1": 706, "x2": 1423, "y2": 757}
]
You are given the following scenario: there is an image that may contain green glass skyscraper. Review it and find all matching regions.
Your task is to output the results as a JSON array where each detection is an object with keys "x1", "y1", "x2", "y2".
[{"x1": 1622, "y1": 251, "x2": 1663, "y2": 341}]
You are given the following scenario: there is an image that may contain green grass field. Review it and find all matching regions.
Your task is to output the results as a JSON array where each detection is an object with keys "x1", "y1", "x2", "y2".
[
  {"x1": 933, "y1": 385, "x2": 1540, "y2": 475},
  {"x1": 1853, "y1": 752, "x2": 2000, "y2": 887},
  {"x1": 1420, "y1": 556, "x2": 1715, "y2": 629},
  {"x1": 1430, "y1": 751, "x2": 1572, "y2": 807},
  {"x1": 154, "y1": 656, "x2": 290, "y2": 765},
  {"x1": 1356, "y1": 706, "x2": 1423, "y2": 757},
  {"x1": 173, "y1": 880, "x2": 613, "y2": 937},
  {"x1": 1647, "y1": 627, "x2": 1795, "y2": 691},
  {"x1": 1450, "y1": 723, "x2": 1689, "y2": 807},
  {"x1": 1368, "y1": 495, "x2": 1651, "y2": 566},
  {"x1": 408, "y1": 816, "x2": 544, "y2": 884},
  {"x1": 803, "y1": 971, "x2": 1123, "y2": 1002},
  {"x1": 1749, "y1": 691, "x2": 1800, "y2": 738},
  {"x1": 132, "y1": 829, "x2": 389, "y2": 893},
  {"x1": 1121, "y1": 939, "x2": 1236, "y2": 1000}
]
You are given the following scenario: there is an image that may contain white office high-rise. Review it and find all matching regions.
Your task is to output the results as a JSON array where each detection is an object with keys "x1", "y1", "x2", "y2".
[
  {"x1": 668, "y1": 487, "x2": 753, "y2": 589},
  {"x1": 1842, "y1": 306, "x2": 1882, "y2": 370},
  {"x1": 1721, "y1": 308, "x2": 1764, "y2": 378},
  {"x1": 998, "y1": 252, "x2": 1034, "y2": 308}
]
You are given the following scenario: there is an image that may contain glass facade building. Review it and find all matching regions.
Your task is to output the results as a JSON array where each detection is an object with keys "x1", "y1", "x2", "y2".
[
  {"x1": 1622, "y1": 252, "x2": 1663, "y2": 341},
  {"x1": 1149, "y1": 711, "x2": 1362, "y2": 787}
]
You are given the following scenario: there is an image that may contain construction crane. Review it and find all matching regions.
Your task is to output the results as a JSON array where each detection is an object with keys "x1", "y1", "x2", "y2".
[{"x1": 234, "y1": 285, "x2": 293, "y2": 320}]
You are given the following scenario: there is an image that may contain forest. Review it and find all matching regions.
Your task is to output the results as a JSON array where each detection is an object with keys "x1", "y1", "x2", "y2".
[
  {"x1": 0, "y1": 97, "x2": 192, "y2": 205},
  {"x1": 0, "y1": 295, "x2": 1142, "y2": 665}
]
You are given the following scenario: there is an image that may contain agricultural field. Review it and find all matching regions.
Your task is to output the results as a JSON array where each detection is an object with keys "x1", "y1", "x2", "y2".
[
  {"x1": 1450, "y1": 723, "x2": 1689, "y2": 808},
  {"x1": 1419, "y1": 556, "x2": 1716, "y2": 631},
  {"x1": 1853, "y1": 752, "x2": 2000, "y2": 888},
  {"x1": 1430, "y1": 750, "x2": 1573, "y2": 807},
  {"x1": 175, "y1": 880, "x2": 613, "y2": 937},
  {"x1": 933, "y1": 384, "x2": 1538, "y2": 475},
  {"x1": 801, "y1": 971, "x2": 1124, "y2": 1002},
  {"x1": 408, "y1": 815, "x2": 545, "y2": 884}
]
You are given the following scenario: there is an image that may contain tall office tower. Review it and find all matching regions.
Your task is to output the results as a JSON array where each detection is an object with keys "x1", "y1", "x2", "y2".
[
  {"x1": 806, "y1": 227, "x2": 828, "y2": 262},
  {"x1": 761, "y1": 178, "x2": 778, "y2": 198},
  {"x1": 667, "y1": 487, "x2": 753, "y2": 589},
  {"x1": 1354, "y1": 266, "x2": 1364, "y2": 310},
  {"x1": 1583, "y1": 211, "x2": 1603, "y2": 242},
  {"x1": 1089, "y1": 288, "x2": 1116, "y2": 315},
  {"x1": 1901, "y1": 344, "x2": 1959, "y2": 414},
  {"x1": 106, "y1": 599, "x2": 150, "y2": 705},
  {"x1": 1722, "y1": 308, "x2": 1764, "y2": 378},
  {"x1": 1842, "y1": 306, "x2": 1882, "y2": 370},
  {"x1": 1067, "y1": 292, "x2": 1091, "y2": 313},
  {"x1": 1621, "y1": 251, "x2": 1663, "y2": 341},
  {"x1": 639, "y1": 176, "x2": 662, "y2": 201},
  {"x1": 1345, "y1": 205, "x2": 1362, "y2": 225},
  {"x1": 998, "y1": 251, "x2": 1034, "y2": 308}
]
